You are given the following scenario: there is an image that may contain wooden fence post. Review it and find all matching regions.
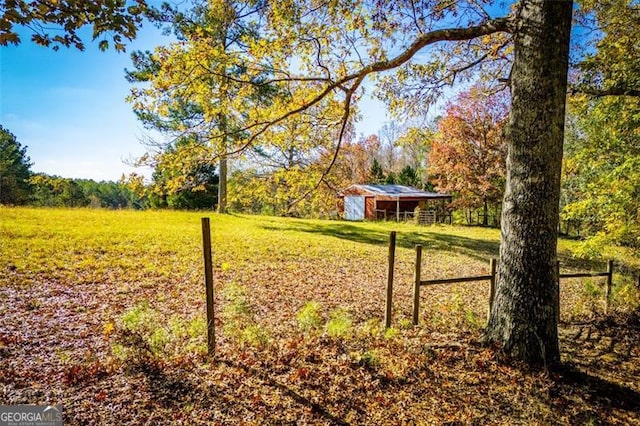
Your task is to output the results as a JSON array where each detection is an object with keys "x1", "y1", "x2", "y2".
[
  {"x1": 201, "y1": 217, "x2": 215, "y2": 356},
  {"x1": 605, "y1": 260, "x2": 614, "y2": 314},
  {"x1": 385, "y1": 231, "x2": 396, "y2": 329},
  {"x1": 556, "y1": 260, "x2": 561, "y2": 323},
  {"x1": 413, "y1": 245, "x2": 423, "y2": 326},
  {"x1": 487, "y1": 258, "x2": 497, "y2": 322}
]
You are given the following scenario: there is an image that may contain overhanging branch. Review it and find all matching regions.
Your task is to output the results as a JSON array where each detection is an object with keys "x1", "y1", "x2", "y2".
[{"x1": 226, "y1": 16, "x2": 512, "y2": 151}]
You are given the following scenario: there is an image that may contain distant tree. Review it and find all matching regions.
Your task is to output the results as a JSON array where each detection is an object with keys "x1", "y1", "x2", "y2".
[
  {"x1": 369, "y1": 159, "x2": 385, "y2": 184},
  {"x1": 0, "y1": 126, "x2": 32, "y2": 205},
  {"x1": 77, "y1": 179, "x2": 138, "y2": 209},
  {"x1": 0, "y1": 0, "x2": 147, "y2": 51},
  {"x1": 148, "y1": 138, "x2": 219, "y2": 210},
  {"x1": 228, "y1": 103, "x2": 342, "y2": 217},
  {"x1": 126, "y1": 1, "x2": 278, "y2": 213},
  {"x1": 167, "y1": 163, "x2": 219, "y2": 210},
  {"x1": 29, "y1": 174, "x2": 89, "y2": 207},
  {"x1": 395, "y1": 126, "x2": 434, "y2": 187},
  {"x1": 397, "y1": 165, "x2": 420, "y2": 188},
  {"x1": 573, "y1": 0, "x2": 640, "y2": 98},
  {"x1": 120, "y1": 173, "x2": 150, "y2": 209},
  {"x1": 562, "y1": 96, "x2": 640, "y2": 249},
  {"x1": 378, "y1": 122, "x2": 403, "y2": 172},
  {"x1": 428, "y1": 86, "x2": 508, "y2": 225},
  {"x1": 384, "y1": 172, "x2": 397, "y2": 185},
  {"x1": 335, "y1": 134, "x2": 380, "y2": 184},
  {"x1": 560, "y1": 1, "x2": 640, "y2": 250}
]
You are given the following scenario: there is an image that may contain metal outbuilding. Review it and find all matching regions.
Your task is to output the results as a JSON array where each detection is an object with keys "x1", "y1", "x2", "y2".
[{"x1": 337, "y1": 184, "x2": 452, "y2": 222}]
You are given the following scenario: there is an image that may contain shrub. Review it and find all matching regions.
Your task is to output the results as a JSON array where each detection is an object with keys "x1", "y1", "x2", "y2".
[
  {"x1": 611, "y1": 278, "x2": 640, "y2": 312},
  {"x1": 297, "y1": 301, "x2": 323, "y2": 332},
  {"x1": 110, "y1": 303, "x2": 207, "y2": 367},
  {"x1": 359, "y1": 318, "x2": 383, "y2": 337},
  {"x1": 221, "y1": 283, "x2": 271, "y2": 348},
  {"x1": 352, "y1": 350, "x2": 381, "y2": 368},
  {"x1": 384, "y1": 327, "x2": 400, "y2": 339},
  {"x1": 326, "y1": 308, "x2": 353, "y2": 338},
  {"x1": 241, "y1": 324, "x2": 271, "y2": 348}
]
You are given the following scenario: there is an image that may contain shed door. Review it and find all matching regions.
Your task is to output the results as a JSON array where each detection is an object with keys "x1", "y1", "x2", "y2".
[{"x1": 344, "y1": 195, "x2": 365, "y2": 221}]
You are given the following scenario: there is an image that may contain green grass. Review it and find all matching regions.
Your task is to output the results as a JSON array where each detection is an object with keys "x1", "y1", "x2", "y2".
[
  {"x1": 2, "y1": 207, "x2": 639, "y2": 424},
  {"x1": 0, "y1": 206, "x2": 499, "y2": 286},
  {"x1": 1, "y1": 206, "x2": 637, "y2": 321}
]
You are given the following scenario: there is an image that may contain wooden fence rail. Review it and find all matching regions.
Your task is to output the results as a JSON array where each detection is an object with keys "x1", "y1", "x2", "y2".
[
  {"x1": 412, "y1": 244, "x2": 497, "y2": 326},
  {"x1": 384, "y1": 233, "x2": 616, "y2": 328},
  {"x1": 411, "y1": 243, "x2": 614, "y2": 326},
  {"x1": 559, "y1": 259, "x2": 614, "y2": 315}
]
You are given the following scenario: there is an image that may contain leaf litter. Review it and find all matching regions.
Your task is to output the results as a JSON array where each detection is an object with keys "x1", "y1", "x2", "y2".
[{"x1": 0, "y1": 208, "x2": 639, "y2": 424}]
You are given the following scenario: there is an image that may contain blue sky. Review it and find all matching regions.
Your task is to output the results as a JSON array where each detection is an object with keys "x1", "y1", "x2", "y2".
[
  {"x1": 1, "y1": 25, "x2": 175, "y2": 181},
  {"x1": 0, "y1": 24, "x2": 389, "y2": 182}
]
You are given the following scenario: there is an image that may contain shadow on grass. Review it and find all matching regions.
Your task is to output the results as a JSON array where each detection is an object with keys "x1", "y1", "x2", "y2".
[
  {"x1": 219, "y1": 358, "x2": 350, "y2": 425},
  {"x1": 554, "y1": 364, "x2": 640, "y2": 420},
  {"x1": 261, "y1": 221, "x2": 501, "y2": 263},
  {"x1": 263, "y1": 219, "x2": 640, "y2": 280},
  {"x1": 134, "y1": 356, "x2": 348, "y2": 424}
]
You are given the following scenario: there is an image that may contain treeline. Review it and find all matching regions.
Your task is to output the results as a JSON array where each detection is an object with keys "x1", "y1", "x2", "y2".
[
  {"x1": 1, "y1": 169, "x2": 145, "y2": 210},
  {"x1": 0, "y1": 125, "x2": 219, "y2": 210},
  {"x1": 28, "y1": 174, "x2": 141, "y2": 209},
  {"x1": 0, "y1": 124, "x2": 137, "y2": 208},
  {"x1": 3, "y1": 170, "x2": 219, "y2": 211}
]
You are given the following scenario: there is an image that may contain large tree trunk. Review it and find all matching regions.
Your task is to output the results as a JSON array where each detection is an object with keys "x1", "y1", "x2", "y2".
[{"x1": 485, "y1": 0, "x2": 573, "y2": 364}]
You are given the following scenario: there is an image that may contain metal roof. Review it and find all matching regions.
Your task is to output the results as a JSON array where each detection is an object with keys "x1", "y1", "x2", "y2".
[{"x1": 340, "y1": 184, "x2": 451, "y2": 198}]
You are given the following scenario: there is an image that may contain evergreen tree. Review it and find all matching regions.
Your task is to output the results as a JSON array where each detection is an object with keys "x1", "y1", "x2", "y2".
[
  {"x1": 397, "y1": 165, "x2": 420, "y2": 188},
  {"x1": 369, "y1": 159, "x2": 385, "y2": 184},
  {"x1": 0, "y1": 126, "x2": 32, "y2": 205}
]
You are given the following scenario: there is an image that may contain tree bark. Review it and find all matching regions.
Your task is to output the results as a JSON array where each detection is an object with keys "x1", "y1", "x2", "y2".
[
  {"x1": 485, "y1": 0, "x2": 573, "y2": 365},
  {"x1": 218, "y1": 153, "x2": 228, "y2": 213},
  {"x1": 217, "y1": 111, "x2": 229, "y2": 214},
  {"x1": 483, "y1": 198, "x2": 488, "y2": 226}
]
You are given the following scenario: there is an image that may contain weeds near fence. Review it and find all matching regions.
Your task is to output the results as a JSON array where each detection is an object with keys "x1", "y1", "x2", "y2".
[
  {"x1": 110, "y1": 303, "x2": 207, "y2": 369},
  {"x1": 221, "y1": 283, "x2": 271, "y2": 348}
]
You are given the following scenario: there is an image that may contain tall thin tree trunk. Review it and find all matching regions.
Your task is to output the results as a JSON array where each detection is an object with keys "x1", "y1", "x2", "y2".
[
  {"x1": 218, "y1": 152, "x2": 227, "y2": 213},
  {"x1": 485, "y1": 0, "x2": 573, "y2": 364},
  {"x1": 217, "y1": 110, "x2": 228, "y2": 214},
  {"x1": 483, "y1": 198, "x2": 489, "y2": 226}
]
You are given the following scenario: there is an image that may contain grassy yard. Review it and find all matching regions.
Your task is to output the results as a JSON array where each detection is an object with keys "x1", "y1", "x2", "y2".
[{"x1": 1, "y1": 207, "x2": 639, "y2": 424}]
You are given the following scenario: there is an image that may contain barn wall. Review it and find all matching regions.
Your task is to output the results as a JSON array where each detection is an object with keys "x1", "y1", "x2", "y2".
[
  {"x1": 344, "y1": 195, "x2": 366, "y2": 220},
  {"x1": 365, "y1": 197, "x2": 376, "y2": 219}
]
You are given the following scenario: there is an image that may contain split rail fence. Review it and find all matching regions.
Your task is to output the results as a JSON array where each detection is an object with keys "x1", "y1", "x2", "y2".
[
  {"x1": 384, "y1": 232, "x2": 616, "y2": 328},
  {"x1": 412, "y1": 244, "x2": 496, "y2": 325}
]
